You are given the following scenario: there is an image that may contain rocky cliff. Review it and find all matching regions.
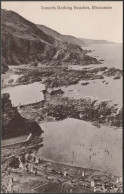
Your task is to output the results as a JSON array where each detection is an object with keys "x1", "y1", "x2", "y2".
[
  {"x1": 1, "y1": 9, "x2": 100, "y2": 73},
  {"x1": 1, "y1": 93, "x2": 43, "y2": 139},
  {"x1": 80, "y1": 38, "x2": 115, "y2": 44},
  {"x1": 37, "y1": 24, "x2": 87, "y2": 46}
]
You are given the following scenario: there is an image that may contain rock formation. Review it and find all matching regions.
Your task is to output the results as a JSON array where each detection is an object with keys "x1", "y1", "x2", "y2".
[
  {"x1": 102, "y1": 67, "x2": 123, "y2": 78},
  {"x1": 50, "y1": 89, "x2": 64, "y2": 95},
  {"x1": 1, "y1": 93, "x2": 43, "y2": 139}
]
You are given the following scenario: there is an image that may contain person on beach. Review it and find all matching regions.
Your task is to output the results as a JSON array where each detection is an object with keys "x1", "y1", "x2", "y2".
[
  {"x1": 64, "y1": 168, "x2": 67, "y2": 177},
  {"x1": 81, "y1": 171, "x2": 85, "y2": 177}
]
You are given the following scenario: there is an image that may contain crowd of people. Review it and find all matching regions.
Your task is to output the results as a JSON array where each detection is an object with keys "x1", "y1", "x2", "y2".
[{"x1": 2, "y1": 150, "x2": 123, "y2": 193}]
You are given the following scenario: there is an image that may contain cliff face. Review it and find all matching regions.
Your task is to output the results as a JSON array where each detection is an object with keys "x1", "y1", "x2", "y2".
[
  {"x1": 37, "y1": 24, "x2": 87, "y2": 46},
  {"x1": 1, "y1": 57, "x2": 9, "y2": 73},
  {"x1": 80, "y1": 38, "x2": 115, "y2": 44},
  {"x1": 1, "y1": 9, "x2": 100, "y2": 73},
  {"x1": 1, "y1": 93, "x2": 43, "y2": 139}
]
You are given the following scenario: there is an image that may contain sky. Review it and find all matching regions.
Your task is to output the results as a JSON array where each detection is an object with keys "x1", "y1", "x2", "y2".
[{"x1": 1, "y1": 1, "x2": 123, "y2": 43}]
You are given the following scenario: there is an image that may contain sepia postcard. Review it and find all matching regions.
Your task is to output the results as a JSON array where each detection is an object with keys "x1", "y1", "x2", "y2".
[{"x1": 1, "y1": 1, "x2": 123, "y2": 193}]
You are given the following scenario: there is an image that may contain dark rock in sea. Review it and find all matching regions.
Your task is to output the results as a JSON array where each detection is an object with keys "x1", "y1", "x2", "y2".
[
  {"x1": 103, "y1": 67, "x2": 122, "y2": 78},
  {"x1": 92, "y1": 122, "x2": 101, "y2": 128},
  {"x1": 88, "y1": 67, "x2": 107, "y2": 75},
  {"x1": 98, "y1": 75, "x2": 104, "y2": 79},
  {"x1": 1, "y1": 93, "x2": 43, "y2": 139},
  {"x1": 113, "y1": 73, "x2": 121, "y2": 79},
  {"x1": 50, "y1": 89, "x2": 64, "y2": 95},
  {"x1": 81, "y1": 82, "x2": 89, "y2": 86},
  {"x1": 83, "y1": 49, "x2": 92, "y2": 54},
  {"x1": 8, "y1": 79, "x2": 14, "y2": 84}
]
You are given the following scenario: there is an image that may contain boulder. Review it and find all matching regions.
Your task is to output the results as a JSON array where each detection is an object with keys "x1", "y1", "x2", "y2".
[
  {"x1": 81, "y1": 82, "x2": 89, "y2": 86},
  {"x1": 50, "y1": 89, "x2": 64, "y2": 95}
]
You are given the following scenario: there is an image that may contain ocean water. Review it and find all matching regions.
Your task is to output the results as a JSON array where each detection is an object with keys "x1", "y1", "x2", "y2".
[
  {"x1": 38, "y1": 118, "x2": 122, "y2": 176},
  {"x1": 61, "y1": 44, "x2": 123, "y2": 109},
  {"x1": 82, "y1": 43, "x2": 122, "y2": 69}
]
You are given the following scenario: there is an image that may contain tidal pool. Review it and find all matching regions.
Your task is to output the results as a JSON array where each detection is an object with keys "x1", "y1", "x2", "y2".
[{"x1": 1, "y1": 82, "x2": 45, "y2": 106}]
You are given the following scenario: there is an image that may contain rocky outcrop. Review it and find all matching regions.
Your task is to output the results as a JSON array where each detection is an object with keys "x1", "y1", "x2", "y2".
[
  {"x1": 20, "y1": 89, "x2": 122, "y2": 128},
  {"x1": 1, "y1": 93, "x2": 43, "y2": 139},
  {"x1": 102, "y1": 67, "x2": 123, "y2": 79},
  {"x1": 42, "y1": 95, "x2": 122, "y2": 127},
  {"x1": 1, "y1": 57, "x2": 9, "y2": 73},
  {"x1": 16, "y1": 66, "x2": 106, "y2": 87},
  {"x1": 50, "y1": 89, "x2": 64, "y2": 95},
  {"x1": 81, "y1": 82, "x2": 89, "y2": 86}
]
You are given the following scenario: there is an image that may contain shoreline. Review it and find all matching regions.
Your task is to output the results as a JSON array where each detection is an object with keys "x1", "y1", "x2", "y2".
[
  {"x1": 1, "y1": 44, "x2": 122, "y2": 192},
  {"x1": 1, "y1": 148, "x2": 122, "y2": 193}
]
